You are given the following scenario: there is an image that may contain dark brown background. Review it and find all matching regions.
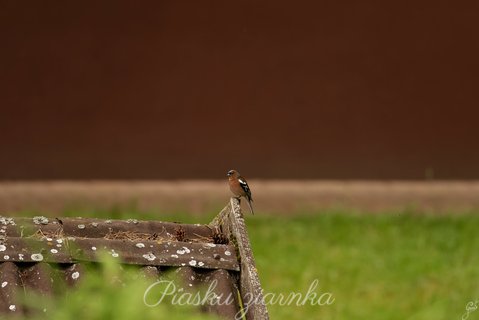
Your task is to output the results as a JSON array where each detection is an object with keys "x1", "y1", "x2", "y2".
[{"x1": 1, "y1": 1, "x2": 478, "y2": 180}]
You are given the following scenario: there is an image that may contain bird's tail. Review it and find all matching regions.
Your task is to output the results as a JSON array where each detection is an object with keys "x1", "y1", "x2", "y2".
[{"x1": 246, "y1": 198, "x2": 254, "y2": 215}]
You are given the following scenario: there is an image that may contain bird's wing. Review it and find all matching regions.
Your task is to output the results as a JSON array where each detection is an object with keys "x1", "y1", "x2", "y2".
[{"x1": 238, "y1": 177, "x2": 253, "y2": 201}]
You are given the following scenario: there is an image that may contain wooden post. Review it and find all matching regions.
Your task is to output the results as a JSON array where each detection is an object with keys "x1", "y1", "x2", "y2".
[{"x1": 211, "y1": 198, "x2": 269, "y2": 320}]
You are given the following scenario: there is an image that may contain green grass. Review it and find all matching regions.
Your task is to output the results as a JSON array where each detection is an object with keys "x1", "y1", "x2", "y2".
[
  {"x1": 249, "y1": 212, "x2": 479, "y2": 319},
  {"x1": 7, "y1": 209, "x2": 479, "y2": 319},
  {"x1": 26, "y1": 256, "x2": 218, "y2": 320}
]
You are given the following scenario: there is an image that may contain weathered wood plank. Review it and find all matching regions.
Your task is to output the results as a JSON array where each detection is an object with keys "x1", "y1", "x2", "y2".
[
  {"x1": 211, "y1": 198, "x2": 269, "y2": 320},
  {"x1": 0, "y1": 238, "x2": 239, "y2": 271}
]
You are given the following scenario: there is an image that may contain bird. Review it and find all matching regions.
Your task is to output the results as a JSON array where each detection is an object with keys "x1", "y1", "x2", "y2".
[{"x1": 227, "y1": 169, "x2": 254, "y2": 214}]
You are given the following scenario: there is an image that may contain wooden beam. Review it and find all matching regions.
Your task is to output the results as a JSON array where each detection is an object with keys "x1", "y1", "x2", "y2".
[{"x1": 211, "y1": 198, "x2": 269, "y2": 319}]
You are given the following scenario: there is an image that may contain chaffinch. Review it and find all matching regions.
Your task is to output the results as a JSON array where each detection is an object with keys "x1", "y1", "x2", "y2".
[{"x1": 227, "y1": 169, "x2": 254, "y2": 214}]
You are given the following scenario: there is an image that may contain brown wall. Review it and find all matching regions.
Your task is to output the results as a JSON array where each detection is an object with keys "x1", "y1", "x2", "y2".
[{"x1": 1, "y1": 1, "x2": 478, "y2": 180}]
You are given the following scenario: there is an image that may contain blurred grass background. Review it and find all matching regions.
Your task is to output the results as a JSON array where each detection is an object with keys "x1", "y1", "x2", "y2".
[{"x1": 8, "y1": 208, "x2": 479, "y2": 319}]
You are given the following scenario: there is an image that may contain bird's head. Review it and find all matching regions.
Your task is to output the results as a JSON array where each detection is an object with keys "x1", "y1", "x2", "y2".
[{"x1": 227, "y1": 169, "x2": 239, "y2": 178}]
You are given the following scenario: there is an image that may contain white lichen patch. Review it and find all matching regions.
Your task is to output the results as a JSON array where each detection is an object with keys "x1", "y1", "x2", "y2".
[
  {"x1": 143, "y1": 253, "x2": 156, "y2": 261},
  {"x1": 2, "y1": 281, "x2": 7, "y2": 288},
  {"x1": 198, "y1": 262, "x2": 204, "y2": 267},
  {"x1": 111, "y1": 252, "x2": 119, "y2": 258},
  {"x1": 18, "y1": 253, "x2": 24, "y2": 260},
  {"x1": 176, "y1": 249, "x2": 186, "y2": 255},
  {"x1": 0, "y1": 217, "x2": 16, "y2": 226},
  {"x1": 46, "y1": 237, "x2": 53, "y2": 242},
  {"x1": 71, "y1": 271, "x2": 80, "y2": 280},
  {"x1": 0, "y1": 245, "x2": 6, "y2": 252},
  {"x1": 91, "y1": 246, "x2": 97, "y2": 251},
  {"x1": 189, "y1": 260, "x2": 197, "y2": 266},
  {"x1": 56, "y1": 239, "x2": 63, "y2": 244},
  {"x1": 77, "y1": 224, "x2": 86, "y2": 229},
  {"x1": 4, "y1": 255, "x2": 10, "y2": 260},
  {"x1": 183, "y1": 247, "x2": 191, "y2": 254},
  {"x1": 224, "y1": 251, "x2": 231, "y2": 256},
  {"x1": 50, "y1": 249, "x2": 58, "y2": 254},
  {"x1": 205, "y1": 243, "x2": 216, "y2": 247},
  {"x1": 9, "y1": 305, "x2": 16, "y2": 312},
  {"x1": 33, "y1": 216, "x2": 49, "y2": 225},
  {"x1": 31, "y1": 253, "x2": 44, "y2": 261},
  {"x1": 171, "y1": 254, "x2": 179, "y2": 258},
  {"x1": 91, "y1": 222, "x2": 98, "y2": 227},
  {"x1": 135, "y1": 243, "x2": 145, "y2": 248}
]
